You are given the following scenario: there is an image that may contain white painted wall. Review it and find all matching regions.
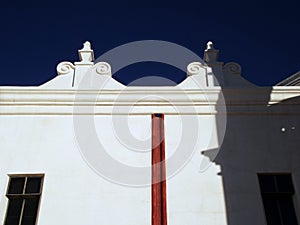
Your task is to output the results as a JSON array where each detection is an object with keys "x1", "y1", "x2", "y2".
[
  {"x1": 1, "y1": 86, "x2": 300, "y2": 225},
  {"x1": 0, "y1": 113, "x2": 226, "y2": 225},
  {"x1": 1, "y1": 41, "x2": 300, "y2": 225}
]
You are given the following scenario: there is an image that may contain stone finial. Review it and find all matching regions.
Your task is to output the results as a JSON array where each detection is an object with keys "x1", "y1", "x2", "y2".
[
  {"x1": 75, "y1": 41, "x2": 94, "y2": 65},
  {"x1": 204, "y1": 41, "x2": 220, "y2": 64},
  {"x1": 206, "y1": 41, "x2": 215, "y2": 50}
]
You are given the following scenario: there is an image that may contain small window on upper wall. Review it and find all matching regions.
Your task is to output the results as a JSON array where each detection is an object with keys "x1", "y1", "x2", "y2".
[
  {"x1": 258, "y1": 173, "x2": 298, "y2": 225},
  {"x1": 4, "y1": 174, "x2": 44, "y2": 225}
]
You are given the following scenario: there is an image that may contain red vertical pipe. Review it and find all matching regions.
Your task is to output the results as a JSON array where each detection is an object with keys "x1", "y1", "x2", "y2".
[
  {"x1": 160, "y1": 114, "x2": 167, "y2": 225},
  {"x1": 152, "y1": 114, "x2": 162, "y2": 225},
  {"x1": 152, "y1": 114, "x2": 167, "y2": 225}
]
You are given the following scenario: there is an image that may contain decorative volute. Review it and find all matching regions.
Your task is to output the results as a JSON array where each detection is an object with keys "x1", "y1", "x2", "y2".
[{"x1": 75, "y1": 41, "x2": 94, "y2": 65}]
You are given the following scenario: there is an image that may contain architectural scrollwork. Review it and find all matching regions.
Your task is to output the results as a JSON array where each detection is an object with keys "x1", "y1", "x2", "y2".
[
  {"x1": 95, "y1": 62, "x2": 112, "y2": 76},
  {"x1": 56, "y1": 62, "x2": 75, "y2": 75},
  {"x1": 223, "y1": 62, "x2": 242, "y2": 75},
  {"x1": 187, "y1": 62, "x2": 204, "y2": 76}
]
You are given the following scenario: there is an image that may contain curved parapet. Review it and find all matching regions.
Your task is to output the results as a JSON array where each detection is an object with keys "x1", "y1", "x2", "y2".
[
  {"x1": 39, "y1": 40, "x2": 259, "y2": 89},
  {"x1": 40, "y1": 42, "x2": 124, "y2": 89},
  {"x1": 222, "y1": 62, "x2": 256, "y2": 87},
  {"x1": 75, "y1": 61, "x2": 124, "y2": 89},
  {"x1": 178, "y1": 62, "x2": 210, "y2": 89},
  {"x1": 41, "y1": 62, "x2": 75, "y2": 88}
]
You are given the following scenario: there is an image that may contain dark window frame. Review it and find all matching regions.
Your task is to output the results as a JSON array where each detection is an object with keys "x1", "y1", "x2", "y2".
[
  {"x1": 4, "y1": 174, "x2": 44, "y2": 225},
  {"x1": 258, "y1": 173, "x2": 298, "y2": 225}
]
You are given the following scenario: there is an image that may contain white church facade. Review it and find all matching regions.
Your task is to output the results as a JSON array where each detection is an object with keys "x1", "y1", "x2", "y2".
[{"x1": 0, "y1": 41, "x2": 299, "y2": 225}]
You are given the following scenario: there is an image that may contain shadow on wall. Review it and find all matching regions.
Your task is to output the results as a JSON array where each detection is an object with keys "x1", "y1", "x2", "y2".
[{"x1": 203, "y1": 87, "x2": 300, "y2": 225}]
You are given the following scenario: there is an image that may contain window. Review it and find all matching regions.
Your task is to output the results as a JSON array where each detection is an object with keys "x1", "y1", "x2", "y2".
[
  {"x1": 258, "y1": 174, "x2": 298, "y2": 225},
  {"x1": 4, "y1": 174, "x2": 44, "y2": 225}
]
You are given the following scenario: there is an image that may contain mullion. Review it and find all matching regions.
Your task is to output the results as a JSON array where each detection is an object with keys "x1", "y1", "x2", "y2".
[
  {"x1": 18, "y1": 177, "x2": 28, "y2": 225},
  {"x1": 276, "y1": 198, "x2": 284, "y2": 225}
]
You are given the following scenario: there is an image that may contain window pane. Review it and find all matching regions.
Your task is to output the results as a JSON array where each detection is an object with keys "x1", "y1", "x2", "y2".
[
  {"x1": 275, "y1": 175, "x2": 294, "y2": 194},
  {"x1": 258, "y1": 175, "x2": 277, "y2": 193},
  {"x1": 21, "y1": 197, "x2": 39, "y2": 225},
  {"x1": 278, "y1": 196, "x2": 298, "y2": 225},
  {"x1": 21, "y1": 217, "x2": 36, "y2": 225},
  {"x1": 22, "y1": 197, "x2": 39, "y2": 217},
  {"x1": 262, "y1": 196, "x2": 281, "y2": 225},
  {"x1": 5, "y1": 199, "x2": 23, "y2": 225},
  {"x1": 4, "y1": 216, "x2": 20, "y2": 225},
  {"x1": 25, "y1": 177, "x2": 41, "y2": 194},
  {"x1": 8, "y1": 178, "x2": 25, "y2": 194}
]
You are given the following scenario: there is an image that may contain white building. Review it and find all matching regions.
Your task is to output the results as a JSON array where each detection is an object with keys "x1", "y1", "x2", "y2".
[{"x1": 0, "y1": 41, "x2": 299, "y2": 225}]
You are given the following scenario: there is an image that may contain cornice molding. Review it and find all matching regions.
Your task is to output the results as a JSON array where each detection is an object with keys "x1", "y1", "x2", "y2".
[{"x1": 0, "y1": 87, "x2": 300, "y2": 115}]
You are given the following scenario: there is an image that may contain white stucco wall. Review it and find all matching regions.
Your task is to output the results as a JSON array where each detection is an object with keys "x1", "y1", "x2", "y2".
[
  {"x1": 1, "y1": 85, "x2": 300, "y2": 225},
  {"x1": 1, "y1": 41, "x2": 300, "y2": 225},
  {"x1": 0, "y1": 113, "x2": 227, "y2": 225}
]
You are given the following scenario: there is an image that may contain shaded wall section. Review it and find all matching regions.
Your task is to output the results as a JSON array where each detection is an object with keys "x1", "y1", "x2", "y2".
[{"x1": 204, "y1": 87, "x2": 300, "y2": 225}]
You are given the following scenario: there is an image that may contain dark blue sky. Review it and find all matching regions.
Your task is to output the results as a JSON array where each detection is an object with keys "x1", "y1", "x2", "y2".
[{"x1": 0, "y1": 1, "x2": 299, "y2": 86}]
